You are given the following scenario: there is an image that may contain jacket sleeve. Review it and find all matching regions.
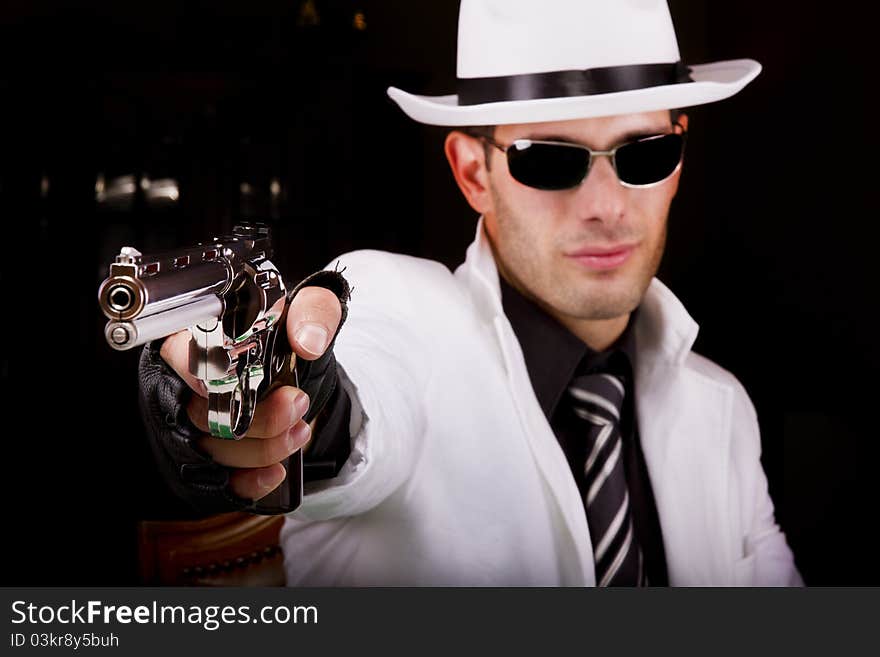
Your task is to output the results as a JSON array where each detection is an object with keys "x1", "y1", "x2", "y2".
[
  {"x1": 730, "y1": 382, "x2": 804, "y2": 586},
  {"x1": 291, "y1": 250, "x2": 436, "y2": 522}
]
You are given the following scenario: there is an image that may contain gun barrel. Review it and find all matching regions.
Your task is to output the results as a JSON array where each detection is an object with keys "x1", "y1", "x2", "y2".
[
  {"x1": 99, "y1": 260, "x2": 231, "y2": 321},
  {"x1": 104, "y1": 295, "x2": 225, "y2": 351}
]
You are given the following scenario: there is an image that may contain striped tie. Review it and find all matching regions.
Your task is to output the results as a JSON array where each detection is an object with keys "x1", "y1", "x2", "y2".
[{"x1": 568, "y1": 372, "x2": 645, "y2": 587}]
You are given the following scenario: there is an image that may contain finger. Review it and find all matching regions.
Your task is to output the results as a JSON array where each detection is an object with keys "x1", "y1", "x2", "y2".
[
  {"x1": 286, "y1": 286, "x2": 343, "y2": 361},
  {"x1": 160, "y1": 330, "x2": 207, "y2": 398},
  {"x1": 187, "y1": 385, "x2": 309, "y2": 438},
  {"x1": 196, "y1": 420, "x2": 312, "y2": 469},
  {"x1": 186, "y1": 394, "x2": 210, "y2": 433},
  {"x1": 229, "y1": 463, "x2": 287, "y2": 501},
  {"x1": 245, "y1": 386, "x2": 310, "y2": 438}
]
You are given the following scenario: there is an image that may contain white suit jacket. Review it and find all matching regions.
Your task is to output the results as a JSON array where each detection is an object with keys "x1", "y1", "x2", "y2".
[{"x1": 281, "y1": 220, "x2": 802, "y2": 586}]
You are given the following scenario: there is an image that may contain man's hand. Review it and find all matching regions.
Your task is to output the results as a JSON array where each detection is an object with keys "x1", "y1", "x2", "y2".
[{"x1": 159, "y1": 286, "x2": 343, "y2": 501}]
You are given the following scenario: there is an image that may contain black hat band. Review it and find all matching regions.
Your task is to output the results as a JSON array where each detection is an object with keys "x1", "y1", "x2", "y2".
[{"x1": 457, "y1": 61, "x2": 693, "y2": 106}]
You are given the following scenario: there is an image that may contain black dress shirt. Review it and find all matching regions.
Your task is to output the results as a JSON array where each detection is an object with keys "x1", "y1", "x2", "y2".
[{"x1": 499, "y1": 277, "x2": 669, "y2": 585}]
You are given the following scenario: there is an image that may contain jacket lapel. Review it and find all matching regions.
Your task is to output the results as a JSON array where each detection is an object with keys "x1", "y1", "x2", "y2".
[
  {"x1": 457, "y1": 220, "x2": 596, "y2": 585},
  {"x1": 492, "y1": 316, "x2": 597, "y2": 585},
  {"x1": 634, "y1": 280, "x2": 736, "y2": 585}
]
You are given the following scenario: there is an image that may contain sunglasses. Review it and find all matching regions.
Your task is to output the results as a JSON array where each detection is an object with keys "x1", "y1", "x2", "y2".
[{"x1": 482, "y1": 125, "x2": 687, "y2": 191}]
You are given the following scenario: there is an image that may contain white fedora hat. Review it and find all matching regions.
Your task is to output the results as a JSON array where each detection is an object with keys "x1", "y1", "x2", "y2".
[{"x1": 387, "y1": 0, "x2": 762, "y2": 126}]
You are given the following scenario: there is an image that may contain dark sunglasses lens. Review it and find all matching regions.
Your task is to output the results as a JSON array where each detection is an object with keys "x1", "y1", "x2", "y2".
[
  {"x1": 615, "y1": 134, "x2": 684, "y2": 186},
  {"x1": 507, "y1": 142, "x2": 590, "y2": 190}
]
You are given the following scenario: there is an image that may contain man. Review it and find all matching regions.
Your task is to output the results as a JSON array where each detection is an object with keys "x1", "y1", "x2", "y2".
[{"x1": 142, "y1": 0, "x2": 801, "y2": 585}]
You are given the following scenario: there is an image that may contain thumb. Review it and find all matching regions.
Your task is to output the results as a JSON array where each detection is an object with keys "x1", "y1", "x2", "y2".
[{"x1": 286, "y1": 286, "x2": 343, "y2": 361}]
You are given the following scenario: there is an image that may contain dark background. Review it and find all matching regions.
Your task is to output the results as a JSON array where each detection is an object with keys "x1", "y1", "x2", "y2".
[{"x1": 1, "y1": 1, "x2": 875, "y2": 585}]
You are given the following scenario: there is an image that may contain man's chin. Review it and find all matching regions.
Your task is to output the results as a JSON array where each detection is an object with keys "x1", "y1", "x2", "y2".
[{"x1": 556, "y1": 283, "x2": 643, "y2": 321}]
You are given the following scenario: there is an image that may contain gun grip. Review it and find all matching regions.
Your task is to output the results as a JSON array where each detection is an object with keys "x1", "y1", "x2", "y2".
[{"x1": 245, "y1": 449, "x2": 303, "y2": 516}]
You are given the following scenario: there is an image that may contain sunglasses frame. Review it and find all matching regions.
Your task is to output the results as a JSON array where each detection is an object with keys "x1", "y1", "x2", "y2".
[{"x1": 482, "y1": 122, "x2": 687, "y2": 190}]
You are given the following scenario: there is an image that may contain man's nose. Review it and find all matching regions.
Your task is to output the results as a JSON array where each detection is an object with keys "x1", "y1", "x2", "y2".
[{"x1": 573, "y1": 154, "x2": 626, "y2": 223}]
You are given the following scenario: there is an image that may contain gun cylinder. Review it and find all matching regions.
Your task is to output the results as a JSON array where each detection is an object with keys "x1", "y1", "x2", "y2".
[
  {"x1": 99, "y1": 260, "x2": 231, "y2": 321},
  {"x1": 103, "y1": 295, "x2": 225, "y2": 351}
]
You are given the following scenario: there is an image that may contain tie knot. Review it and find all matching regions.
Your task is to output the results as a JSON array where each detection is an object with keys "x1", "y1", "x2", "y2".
[{"x1": 567, "y1": 372, "x2": 626, "y2": 423}]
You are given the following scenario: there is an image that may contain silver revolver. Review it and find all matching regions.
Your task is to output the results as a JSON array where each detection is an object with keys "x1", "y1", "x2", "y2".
[{"x1": 98, "y1": 223, "x2": 301, "y2": 513}]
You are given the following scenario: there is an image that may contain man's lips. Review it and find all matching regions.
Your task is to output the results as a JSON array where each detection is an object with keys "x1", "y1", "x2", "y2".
[{"x1": 564, "y1": 244, "x2": 637, "y2": 271}]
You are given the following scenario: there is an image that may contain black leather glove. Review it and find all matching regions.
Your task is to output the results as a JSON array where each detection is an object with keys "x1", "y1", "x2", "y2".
[{"x1": 138, "y1": 268, "x2": 352, "y2": 515}]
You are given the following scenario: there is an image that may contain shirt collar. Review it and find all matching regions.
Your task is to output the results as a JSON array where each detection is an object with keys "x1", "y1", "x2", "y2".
[{"x1": 499, "y1": 275, "x2": 638, "y2": 419}]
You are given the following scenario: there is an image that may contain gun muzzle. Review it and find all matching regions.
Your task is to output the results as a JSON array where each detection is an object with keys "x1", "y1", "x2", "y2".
[{"x1": 98, "y1": 259, "x2": 231, "y2": 322}]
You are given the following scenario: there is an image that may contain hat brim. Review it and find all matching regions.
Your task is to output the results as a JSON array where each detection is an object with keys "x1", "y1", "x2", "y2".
[{"x1": 387, "y1": 59, "x2": 761, "y2": 126}]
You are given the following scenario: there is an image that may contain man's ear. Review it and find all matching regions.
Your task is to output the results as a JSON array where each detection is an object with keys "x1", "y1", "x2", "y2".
[
  {"x1": 444, "y1": 131, "x2": 494, "y2": 215},
  {"x1": 668, "y1": 111, "x2": 689, "y2": 197},
  {"x1": 675, "y1": 112, "x2": 689, "y2": 132}
]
